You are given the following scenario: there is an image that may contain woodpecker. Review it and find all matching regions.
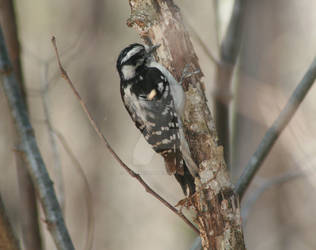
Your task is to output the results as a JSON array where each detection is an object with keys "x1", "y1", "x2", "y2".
[{"x1": 116, "y1": 43, "x2": 197, "y2": 195}]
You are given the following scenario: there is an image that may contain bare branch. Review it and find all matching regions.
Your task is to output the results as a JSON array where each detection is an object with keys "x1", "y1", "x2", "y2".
[
  {"x1": 15, "y1": 162, "x2": 42, "y2": 250},
  {"x1": 0, "y1": 1, "x2": 43, "y2": 249},
  {"x1": 220, "y1": 0, "x2": 244, "y2": 66},
  {"x1": 235, "y1": 56, "x2": 316, "y2": 198},
  {"x1": 51, "y1": 36, "x2": 199, "y2": 234},
  {"x1": 214, "y1": 0, "x2": 245, "y2": 168},
  {"x1": 0, "y1": 28, "x2": 75, "y2": 250}
]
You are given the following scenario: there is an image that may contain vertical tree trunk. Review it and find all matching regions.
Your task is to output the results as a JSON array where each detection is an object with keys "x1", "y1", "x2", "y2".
[
  {"x1": 127, "y1": 1, "x2": 245, "y2": 249},
  {"x1": 214, "y1": 0, "x2": 245, "y2": 169}
]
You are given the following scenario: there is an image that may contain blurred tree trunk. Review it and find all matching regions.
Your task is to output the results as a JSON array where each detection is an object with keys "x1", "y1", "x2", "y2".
[
  {"x1": 0, "y1": 195, "x2": 20, "y2": 250},
  {"x1": 0, "y1": 1, "x2": 43, "y2": 249},
  {"x1": 127, "y1": 0, "x2": 245, "y2": 249},
  {"x1": 214, "y1": 0, "x2": 245, "y2": 170},
  {"x1": 233, "y1": 0, "x2": 298, "y2": 249}
]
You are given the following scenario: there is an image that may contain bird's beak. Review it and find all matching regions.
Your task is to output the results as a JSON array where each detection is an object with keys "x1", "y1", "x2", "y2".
[{"x1": 146, "y1": 44, "x2": 161, "y2": 57}]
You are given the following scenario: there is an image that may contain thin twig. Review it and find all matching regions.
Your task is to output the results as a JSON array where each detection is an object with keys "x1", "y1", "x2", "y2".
[
  {"x1": 54, "y1": 130, "x2": 94, "y2": 250},
  {"x1": 0, "y1": 29, "x2": 75, "y2": 250},
  {"x1": 23, "y1": 33, "x2": 89, "y2": 95},
  {"x1": 51, "y1": 36, "x2": 199, "y2": 234},
  {"x1": 235, "y1": 56, "x2": 316, "y2": 198}
]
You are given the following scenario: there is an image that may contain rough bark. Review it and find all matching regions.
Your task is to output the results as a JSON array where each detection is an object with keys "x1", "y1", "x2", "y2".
[{"x1": 127, "y1": 1, "x2": 245, "y2": 249}]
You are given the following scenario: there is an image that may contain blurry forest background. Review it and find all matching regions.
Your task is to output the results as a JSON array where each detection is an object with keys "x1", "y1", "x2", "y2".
[{"x1": 1, "y1": 0, "x2": 316, "y2": 249}]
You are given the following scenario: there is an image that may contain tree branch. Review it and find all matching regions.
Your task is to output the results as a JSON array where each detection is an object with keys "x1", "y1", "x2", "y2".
[
  {"x1": 0, "y1": 28, "x2": 75, "y2": 250},
  {"x1": 0, "y1": 1, "x2": 43, "y2": 249},
  {"x1": 219, "y1": 0, "x2": 244, "y2": 65},
  {"x1": 235, "y1": 56, "x2": 316, "y2": 198},
  {"x1": 214, "y1": 0, "x2": 245, "y2": 168},
  {"x1": 127, "y1": 1, "x2": 245, "y2": 249},
  {"x1": 51, "y1": 37, "x2": 199, "y2": 234}
]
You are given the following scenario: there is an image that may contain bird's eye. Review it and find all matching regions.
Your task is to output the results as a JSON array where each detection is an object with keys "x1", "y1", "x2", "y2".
[{"x1": 139, "y1": 94, "x2": 147, "y2": 100}]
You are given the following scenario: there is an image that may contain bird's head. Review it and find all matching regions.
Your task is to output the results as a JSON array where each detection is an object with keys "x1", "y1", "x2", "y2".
[{"x1": 116, "y1": 43, "x2": 160, "y2": 81}]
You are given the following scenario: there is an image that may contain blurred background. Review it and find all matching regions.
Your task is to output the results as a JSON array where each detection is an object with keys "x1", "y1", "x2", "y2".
[{"x1": 1, "y1": 0, "x2": 316, "y2": 249}]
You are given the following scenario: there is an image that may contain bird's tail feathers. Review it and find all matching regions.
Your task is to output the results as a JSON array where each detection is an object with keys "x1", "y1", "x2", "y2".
[
  {"x1": 163, "y1": 151, "x2": 195, "y2": 195},
  {"x1": 174, "y1": 161, "x2": 196, "y2": 196}
]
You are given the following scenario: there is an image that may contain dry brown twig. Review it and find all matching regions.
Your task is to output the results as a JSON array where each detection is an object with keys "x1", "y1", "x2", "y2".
[{"x1": 51, "y1": 36, "x2": 199, "y2": 234}]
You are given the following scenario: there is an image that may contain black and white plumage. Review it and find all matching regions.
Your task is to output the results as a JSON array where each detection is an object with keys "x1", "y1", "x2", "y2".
[{"x1": 116, "y1": 43, "x2": 197, "y2": 195}]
